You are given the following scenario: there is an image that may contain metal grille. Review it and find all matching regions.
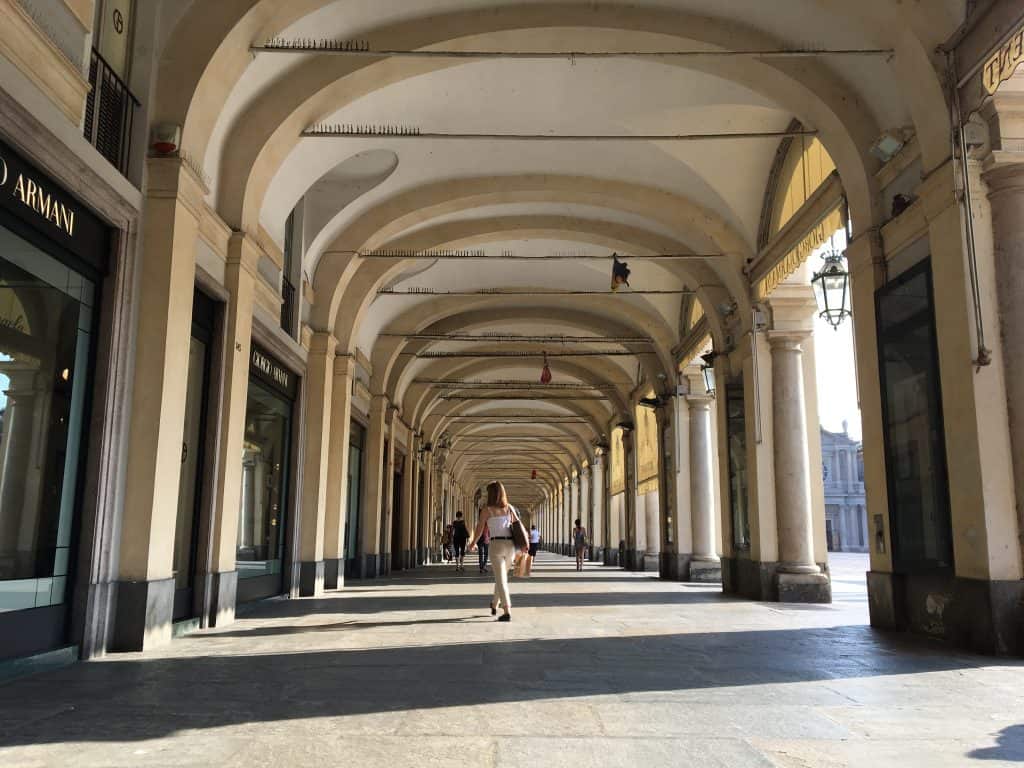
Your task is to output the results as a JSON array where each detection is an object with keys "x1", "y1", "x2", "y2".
[{"x1": 83, "y1": 48, "x2": 140, "y2": 177}]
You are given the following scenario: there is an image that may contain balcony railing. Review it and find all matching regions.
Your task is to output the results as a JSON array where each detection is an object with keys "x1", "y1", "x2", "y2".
[
  {"x1": 281, "y1": 277, "x2": 297, "y2": 335},
  {"x1": 83, "y1": 48, "x2": 140, "y2": 177}
]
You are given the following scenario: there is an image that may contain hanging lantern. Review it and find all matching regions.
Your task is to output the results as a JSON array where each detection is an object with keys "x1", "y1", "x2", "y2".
[
  {"x1": 531, "y1": 469, "x2": 538, "y2": 480},
  {"x1": 540, "y1": 351, "x2": 552, "y2": 384},
  {"x1": 811, "y1": 250, "x2": 852, "y2": 329},
  {"x1": 610, "y1": 253, "x2": 631, "y2": 291},
  {"x1": 700, "y1": 352, "x2": 717, "y2": 395}
]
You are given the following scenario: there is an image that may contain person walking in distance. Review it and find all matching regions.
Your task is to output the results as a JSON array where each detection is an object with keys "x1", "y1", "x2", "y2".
[
  {"x1": 477, "y1": 525, "x2": 490, "y2": 574},
  {"x1": 469, "y1": 481, "x2": 525, "y2": 622},
  {"x1": 451, "y1": 512, "x2": 470, "y2": 572},
  {"x1": 525, "y1": 524, "x2": 542, "y2": 576},
  {"x1": 573, "y1": 518, "x2": 588, "y2": 572}
]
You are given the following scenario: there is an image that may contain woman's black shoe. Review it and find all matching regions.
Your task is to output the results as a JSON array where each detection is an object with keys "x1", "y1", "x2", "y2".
[
  {"x1": 490, "y1": 602, "x2": 497, "y2": 616},
  {"x1": 497, "y1": 613, "x2": 511, "y2": 622}
]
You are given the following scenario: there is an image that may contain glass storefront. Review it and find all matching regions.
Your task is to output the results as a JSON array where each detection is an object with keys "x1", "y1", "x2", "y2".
[
  {"x1": 877, "y1": 259, "x2": 953, "y2": 570},
  {"x1": 0, "y1": 225, "x2": 94, "y2": 647},
  {"x1": 171, "y1": 290, "x2": 215, "y2": 621},
  {"x1": 237, "y1": 344, "x2": 296, "y2": 603}
]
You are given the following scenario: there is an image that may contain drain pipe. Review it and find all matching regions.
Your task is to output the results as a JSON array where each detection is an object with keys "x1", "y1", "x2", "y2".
[{"x1": 948, "y1": 51, "x2": 992, "y2": 371}]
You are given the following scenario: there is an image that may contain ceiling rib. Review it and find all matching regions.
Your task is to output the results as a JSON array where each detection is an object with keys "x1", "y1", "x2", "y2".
[
  {"x1": 254, "y1": 42, "x2": 895, "y2": 59},
  {"x1": 382, "y1": 332, "x2": 652, "y2": 343},
  {"x1": 305, "y1": 125, "x2": 818, "y2": 142},
  {"x1": 354, "y1": 251, "x2": 726, "y2": 260},
  {"x1": 405, "y1": 350, "x2": 654, "y2": 358},
  {"x1": 378, "y1": 288, "x2": 694, "y2": 296}
]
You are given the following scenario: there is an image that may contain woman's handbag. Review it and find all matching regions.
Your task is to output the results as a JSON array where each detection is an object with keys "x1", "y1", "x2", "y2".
[{"x1": 509, "y1": 506, "x2": 529, "y2": 550}]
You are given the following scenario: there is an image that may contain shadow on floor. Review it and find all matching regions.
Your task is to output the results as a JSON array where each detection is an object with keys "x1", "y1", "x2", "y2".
[
  {"x1": 0, "y1": 625, "x2": 997, "y2": 748},
  {"x1": 967, "y1": 724, "x2": 1024, "y2": 762}
]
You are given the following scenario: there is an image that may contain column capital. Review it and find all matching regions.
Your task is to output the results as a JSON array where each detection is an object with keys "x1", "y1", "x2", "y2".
[
  {"x1": 685, "y1": 395, "x2": 714, "y2": 410},
  {"x1": 307, "y1": 331, "x2": 338, "y2": 357},
  {"x1": 226, "y1": 231, "x2": 262, "y2": 276},
  {"x1": 766, "y1": 330, "x2": 811, "y2": 350},
  {"x1": 983, "y1": 156, "x2": 1024, "y2": 199},
  {"x1": 333, "y1": 354, "x2": 355, "y2": 377}
]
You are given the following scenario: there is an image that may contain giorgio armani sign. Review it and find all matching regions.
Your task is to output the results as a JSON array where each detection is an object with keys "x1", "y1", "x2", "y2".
[
  {"x1": 0, "y1": 139, "x2": 109, "y2": 272},
  {"x1": 250, "y1": 343, "x2": 298, "y2": 399}
]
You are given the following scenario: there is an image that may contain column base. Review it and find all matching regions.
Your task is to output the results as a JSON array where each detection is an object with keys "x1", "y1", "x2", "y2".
[
  {"x1": 641, "y1": 552, "x2": 660, "y2": 572},
  {"x1": 777, "y1": 571, "x2": 831, "y2": 603},
  {"x1": 206, "y1": 571, "x2": 237, "y2": 628},
  {"x1": 111, "y1": 577, "x2": 175, "y2": 652},
  {"x1": 688, "y1": 559, "x2": 722, "y2": 584},
  {"x1": 324, "y1": 558, "x2": 344, "y2": 590},
  {"x1": 722, "y1": 556, "x2": 831, "y2": 602},
  {"x1": 299, "y1": 560, "x2": 325, "y2": 597},
  {"x1": 868, "y1": 569, "x2": 1024, "y2": 656},
  {"x1": 359, "y1": 554, "x2": 379, "y2": 579},
  {"x1": 602, "y1": 547, "x2": 619, "y2": 567}
]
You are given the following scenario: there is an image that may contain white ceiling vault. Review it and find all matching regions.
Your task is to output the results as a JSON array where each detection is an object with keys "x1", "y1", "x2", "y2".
[{"x1": 161, "y1": 0, "x2": 967, "y2": 503}]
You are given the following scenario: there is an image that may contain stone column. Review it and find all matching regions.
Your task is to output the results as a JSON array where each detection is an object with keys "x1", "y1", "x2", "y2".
[
  {"x1": 643, "y1": 488, "x2": 660, "y2": 571},
  {"x1": 984, "y1": 159, "x2": 1024, "y2": 579},
  {"x1": 359, "y1": 395, "x2": 388, "y2": 578},
  {"x1": 621, "y1": 428, "x2": 639, "y2": 570},
  {"x1": 297, "y1": 332, "x2": 337, "y2": 597},
  {"x1": 381, "y1": 407, "x2": 398, "y2": 574},
  {"x1": 114, "y1": 160, "x2": 205, "y2": 649},
  {"x1": 323, "y1": 355, "x2": 353, "y2": 590},
  {"x1": 768, "y1": 332, "x2": 829, "y2": 602},
  {"x1": 589, "y1": 460, "x2": 600, "y2": 560},
  {"x1": 396, "y1": 448, "x2": 413, "y2": 571},
  {"x1": 688, "y1": 395, "x2": 722, "y2": 582}
]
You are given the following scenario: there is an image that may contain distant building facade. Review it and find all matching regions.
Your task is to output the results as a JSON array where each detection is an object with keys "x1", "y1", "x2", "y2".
[{"x1": 821, "y1": 424, "x2": 867, "y2": 553}]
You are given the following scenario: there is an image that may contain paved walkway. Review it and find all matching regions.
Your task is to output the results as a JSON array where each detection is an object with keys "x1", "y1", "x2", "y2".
[{"x1": 1, "y1": 553, "x2": 1023, "y2": 767}]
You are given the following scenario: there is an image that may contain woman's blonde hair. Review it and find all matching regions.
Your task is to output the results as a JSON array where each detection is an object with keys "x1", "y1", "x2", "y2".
[{"x1": 486, "y1": 481, "x2": 508, "y2": 508}]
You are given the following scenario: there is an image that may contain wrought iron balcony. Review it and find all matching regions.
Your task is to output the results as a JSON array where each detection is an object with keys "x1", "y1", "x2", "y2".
[{"x1": 83, "y1": 48, "x2": 140, "y2": 177}]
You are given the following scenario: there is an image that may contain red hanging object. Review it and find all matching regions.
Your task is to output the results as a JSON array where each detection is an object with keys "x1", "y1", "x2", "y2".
[
  {"x1": 531, "y1": 469, "x2": 538, "y2": 480},
  {"x1": 540, "y1": 351, "x2": 552, "y2": 384}
]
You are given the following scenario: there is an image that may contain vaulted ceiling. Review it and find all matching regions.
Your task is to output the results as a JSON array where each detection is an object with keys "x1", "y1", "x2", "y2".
[{"x1": 159, "y1": 0, "x2": 966, "y2": 505}]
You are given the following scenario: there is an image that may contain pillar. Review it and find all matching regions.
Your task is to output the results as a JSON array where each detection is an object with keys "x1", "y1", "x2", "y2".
[
  {"x1": 380, "y1": 407, "x2": 398, "y2": 573},
  {"x1": 204, "y1": 233, "x2": 261, "y2": 621},
  {"x1": 688, "y1": 395, "x2": 722, "y2": 582},
  {"x1": 323, "y1": 355, "x2": 353, "y2": 590},
  {"x1": 768, "y1": 331, "x2": 830, "y2": 602},
  {"x1": 359, "y1": 395, "x2": 387, "y2": 578},
  {"x1": 587, "y1": 463, "x2": 600, "y2": 561},
  {"x1": 620, "y1": 427, "x2": 640, "y2": 570},
  {"x1": 114, "y1": 159, "x2": 205, "y2": 649},
  {"x1": 298, "y1": 332, "x2": 337, "y2": 597},
  {"x1": 643, "y1": 487, "x2": 660, "y2": 571}
]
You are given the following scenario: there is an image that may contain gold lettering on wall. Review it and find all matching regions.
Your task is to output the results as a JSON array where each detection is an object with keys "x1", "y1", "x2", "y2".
[
  {"x1": 984, "y1": 24, "x2": 1024, "y2": 95},
  {"x1": 10, "y1": 172, "x2": 76, "y2": 237},
  {"x1": 636, "y1": 398, "x2": 659, "y2": 495},
  {"x1": 610, "y1": 427, "x2": 625, "y2": 496},
  {"x1": 756, "y1": 204, "x2": 843, "y2": 300}
]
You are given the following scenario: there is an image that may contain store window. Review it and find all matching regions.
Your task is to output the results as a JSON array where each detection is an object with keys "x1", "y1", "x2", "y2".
[
  {"x1": 237, "y1": 344, "x2": 296, "y2": 602},
  {"x1": 0, "y1": 227, "x2": 94, "y2": 614},
  {"x1": 344, "y1": 420, "x2": 364, "y2": 578},
  {"x1": 876, "y1": 259, "x2": 953, "y2": 570}
]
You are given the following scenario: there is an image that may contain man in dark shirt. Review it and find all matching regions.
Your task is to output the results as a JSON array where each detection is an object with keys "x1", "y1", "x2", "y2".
[{"x1": 451, "y1": 512, "x2": 470, "y2": 572}]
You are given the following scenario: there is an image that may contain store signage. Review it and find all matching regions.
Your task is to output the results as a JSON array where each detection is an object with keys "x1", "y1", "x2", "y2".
[
  {"x1": 0, "y1": 139, "x2": 109, "y2": 271},
  {"x1": 250, "y1": 343, "x2": 297, "y2": 399},
  {"x1": 983, "y1": 22, "x2": 1024, "y2": 96}
]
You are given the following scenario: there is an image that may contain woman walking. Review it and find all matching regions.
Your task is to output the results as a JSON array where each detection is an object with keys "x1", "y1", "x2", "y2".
[
  {"x1": 469, "y1": 481, "x2": 524, "y2": 622},
  {"x1": 573, "y1": 518, "x2": 588, "y2": 572}
]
